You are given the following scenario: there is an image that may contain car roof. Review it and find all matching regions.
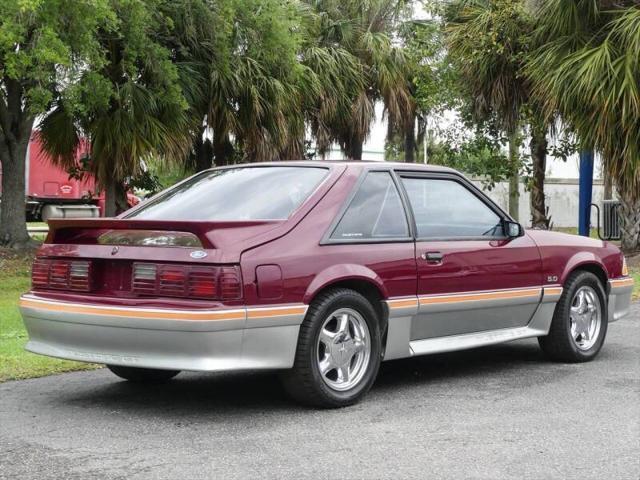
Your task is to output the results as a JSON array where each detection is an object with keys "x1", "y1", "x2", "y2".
[{"x1": 216, "y1": 160, "x2": 459, "y2": 174}]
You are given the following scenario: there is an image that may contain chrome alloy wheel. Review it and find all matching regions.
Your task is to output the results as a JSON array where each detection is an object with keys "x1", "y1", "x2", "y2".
[
  {"x1": 316, "y1": 308, "x2": 371, "y2": 391},
  {"x1": 570, "y1": 286, "x2": 602, "y2": 350}
]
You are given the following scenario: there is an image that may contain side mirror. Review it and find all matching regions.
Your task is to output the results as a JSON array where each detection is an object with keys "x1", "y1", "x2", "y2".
[{"x1": 504, "y1": 220, "x2": 524, "y2": 238}]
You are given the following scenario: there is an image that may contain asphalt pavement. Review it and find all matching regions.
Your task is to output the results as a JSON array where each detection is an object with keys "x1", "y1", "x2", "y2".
[{"x1": 1, "y1": 303, "x2": 638, "y2": 480}]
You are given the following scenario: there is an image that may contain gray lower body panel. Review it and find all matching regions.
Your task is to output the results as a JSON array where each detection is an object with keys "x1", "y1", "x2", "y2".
[
  {"x1": 608, "y1": 279, "x2": 634, "y2": 323},
  {"x1": 410, "y1": 303, "x2": 539, "y2": 340},
  {"x1": 384, "y1": 287, "x2": 560, "y2": 360},
  {"x1": 20, "y1": 295, "x2": 306, "y2": 372},
  {"x1": 408, "y1": 302, "x2": 556, "y2": 357}
]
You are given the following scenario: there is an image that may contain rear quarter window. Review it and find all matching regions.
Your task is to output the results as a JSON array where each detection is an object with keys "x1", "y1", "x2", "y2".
[{"x1": 330, "y1": 171, "x2": 410, "y2": 241}]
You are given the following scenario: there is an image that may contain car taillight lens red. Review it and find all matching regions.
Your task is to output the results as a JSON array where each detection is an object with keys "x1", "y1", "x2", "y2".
[
  {"x1": 132, "y1": 263, "x2": 242, "y2": 300},
  {"x1": 188, "y1": 270, "x2": 217, "y2": 297},
  {"x1": 31, "y1": 258, "x2": 92, "y2": 292},
  {"x1": 219, "y1": 267, "x2": 242, "y2": 300}
]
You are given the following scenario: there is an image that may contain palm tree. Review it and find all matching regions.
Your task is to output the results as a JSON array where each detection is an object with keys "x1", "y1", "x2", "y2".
[
  {"x1": 182, "y1": 0, "x2": 305, "y2": 167},
  {"x1": 38, "y1": 0, "x2": 192, "y2": 216},
  {"x1": 444, "y1": 0, "x2": 550, "y2": 224},
  {"x1": 158, "y1": 0, "x2": 226, "y2": 172},
  {"x1": 527, "y1": 0, "x2": 640, "y2": 252},
  {"x1": 304, "y1": 0, "x2": 413, "y2": 159}
]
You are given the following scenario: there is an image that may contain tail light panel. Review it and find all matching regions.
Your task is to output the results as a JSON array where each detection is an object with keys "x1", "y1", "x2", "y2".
[
  {"x1": 31, "y1": 258, "x2": 92, "y2": 292},
  {"x1": 132, "y1": 263, "x2": 242, "y2": 300},
  {"x1": 31, "y1": 257, "x2": 242, "y2": 301}
]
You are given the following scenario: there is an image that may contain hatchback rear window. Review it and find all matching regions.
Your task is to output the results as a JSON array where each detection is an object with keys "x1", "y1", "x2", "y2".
[{"x1": 127, "y1": 166, "x2": 328, "y2": 221}]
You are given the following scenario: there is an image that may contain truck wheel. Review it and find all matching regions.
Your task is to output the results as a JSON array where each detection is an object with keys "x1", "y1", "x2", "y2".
[
  {"x1": 538, "y1": 271, "x2": 607, "y2": 362},
  {"x1": 107, "y1": 365, "x2": 180, "y2": 382},
  {"x1": 281, "y1": 288, "x2": 382, "y2": 408}
]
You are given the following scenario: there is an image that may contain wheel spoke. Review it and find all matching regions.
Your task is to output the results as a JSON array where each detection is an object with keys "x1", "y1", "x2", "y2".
[
  {"x1": 337, "y1": 364, "x2": 350, "y2": 383},
  {"x1": 577, "y1": 290, "x2": 587, "y2": 313},
  {"x1": 337, "y1": 313, "x2": 350, "y2": 337},
  {"x1": 319, "y1": 357, "x2": 333, "y2": 377},
  {"x1": 575, "y1": 315, "x2": 587, "y2": 338},
  {"x1": 319, "y1": 328, "x2": 337, "y2": 346},
  {"x1": 581, "y1": 324, "x2": 591, "y2": 341},
  {"x1": 352, "y1": 339, "x2": 365, "y2": 354}
]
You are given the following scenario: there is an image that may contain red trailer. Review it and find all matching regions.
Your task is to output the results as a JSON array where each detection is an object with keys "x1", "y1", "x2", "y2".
[
  {"x1": 0, "y1": 134, "x2": 134, "y2": 221},
  {"x1": 24, "y1": 135, "x2": 102, "y2": 220}
]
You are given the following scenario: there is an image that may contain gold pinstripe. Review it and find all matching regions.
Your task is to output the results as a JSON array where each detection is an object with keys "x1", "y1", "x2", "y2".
[
  {"x1": 610, "y1": 277, "x2": 634, "y2": 288},
  {"x1": 543, "y1": 286, "x2": 563, "y2": 297},
  {"x1": 19, "y1": 296, "x2": 307, "y2": 322},
  {"x1": 387, "y1": 287, "x2": 546, "y2": 310},
  {"x1": 386, "y1": 298, "x2": 419, "y2": 309},
  {"x1": 419, "y1": 287, "x2": 542, "y2": 305}
]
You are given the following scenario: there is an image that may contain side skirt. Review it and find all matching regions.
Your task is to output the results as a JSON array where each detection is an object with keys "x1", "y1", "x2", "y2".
[
  {"x1": 410, "y1": 326, "x2": 542, "y2": 357},
  {"x1": 383, "y1": 300, "x2": 557, "y2": 361}
]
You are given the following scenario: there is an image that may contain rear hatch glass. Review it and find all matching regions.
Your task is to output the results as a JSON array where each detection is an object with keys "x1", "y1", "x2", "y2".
[{"x1": 126, "y1": 166, "x2": 328, "y2": 221}]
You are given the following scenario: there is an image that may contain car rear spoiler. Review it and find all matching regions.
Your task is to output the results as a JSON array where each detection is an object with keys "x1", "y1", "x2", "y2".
[{"x1": 46, "y1": 218, "x2": 279, "y2": 249}]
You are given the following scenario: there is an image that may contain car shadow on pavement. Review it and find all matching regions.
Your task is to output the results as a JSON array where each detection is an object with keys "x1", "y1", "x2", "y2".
[
  {"x1": 374, "y1": 338, "x2": 550, "y2": 392},
  {"x1": 46, "y1": 338, "x2": 577, "y2": 416}
]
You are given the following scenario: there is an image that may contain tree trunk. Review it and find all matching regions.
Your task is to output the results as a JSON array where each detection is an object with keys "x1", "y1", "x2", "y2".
[
  {"x1": 617, "y1": 182, "x2": 640, "y2": 254},
  {"x1": 529, "y1": 129, "x2": 549, "y2": 229},
  {"x1": 507, "y1": 132, "x2": 520, "y2": 221},
  {"x1": 345, "y1": 138, "x2": 363, "y2": 160},
  {"x1": 0, "y1": 79, "x2": 35, "y2": 248},
  {"x1": 213, "y1": 130, "x2": 233, "y2": 166},
  {"x1": 103, "y1": 175, "x2": 129, "y2": 217},
  {"x1": 195, "y1": 138, "x2": 213, "y2": 172},
  {"x1": 115, "y1": 181, "x2": 128, "y2": 215},
  {"x1": 0, "y1": 137, "x2": 31, "y2": 247},
  {"x1": 104, "y1": 177, "x2": 118, "y2": 217},
  {"x1": 603, "y1": 171, "x2": 613, "y2": 200},
  {"x1": 193, "y1": 127, "x2": 213, "y2": 172},
  {"x1": 404, "y1": 115, "x2": 416, "y2": 163}
]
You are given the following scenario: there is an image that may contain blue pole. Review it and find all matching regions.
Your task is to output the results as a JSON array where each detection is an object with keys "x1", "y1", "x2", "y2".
[{"x1": 578, "y1": 150, "x2": 594, "y2": 237}]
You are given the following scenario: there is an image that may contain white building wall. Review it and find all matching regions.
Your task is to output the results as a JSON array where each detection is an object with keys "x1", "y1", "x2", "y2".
[{"x1": 471, "y1": 178, "x2": 604, "y2": 228}]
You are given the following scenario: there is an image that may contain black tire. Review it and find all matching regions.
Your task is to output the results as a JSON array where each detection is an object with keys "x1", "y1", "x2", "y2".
[
  {"x1": 280, "y1": 288, "x2": 382, "y2": 408},
  {"x1": 106, "y1": 365, "x2": 180, "y2": 382},
  {"x1": 538, "y1": 270, "x2": 608, "y2": 362}
]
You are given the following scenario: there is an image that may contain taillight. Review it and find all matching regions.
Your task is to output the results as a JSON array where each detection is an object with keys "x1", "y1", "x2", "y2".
[
  {"x1": 219, "y1": 267, "x2": 242, "y2": 300},
  {"x1": 188, "y1": 269, "x2": 217, "y2": 297},
  {"x1": 158, "y1": 267, "x2": 187, "y2": 297},
  {"x1": 132, "y1": 263, "x2": 241, "y2": 300},
  {"x1": 31, "y1": 258, "x2": 92, "y2": 292}
]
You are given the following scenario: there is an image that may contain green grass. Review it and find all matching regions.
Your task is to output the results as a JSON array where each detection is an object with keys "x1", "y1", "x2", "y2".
[
  {"x1": 27, "y1": 221, "x2": 48, "y2": 242},
  {"x1": 0, "y1": 251, "x2": 98, "y2": 382},
  {"x1": 631, "y1": 267, "x2": 640, "y2": 301},
  {"x1": 27, "y1": 221, "x2": 48, "y2": 228}
]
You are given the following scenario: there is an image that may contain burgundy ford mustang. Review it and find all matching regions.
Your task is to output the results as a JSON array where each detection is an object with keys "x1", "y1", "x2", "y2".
[{"x1": 20, "y1": 162, "x2": 634, "y2": 407}]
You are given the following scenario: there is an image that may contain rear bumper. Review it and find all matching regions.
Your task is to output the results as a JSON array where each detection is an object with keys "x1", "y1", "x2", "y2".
[
  {"x1": 19, "y1": 295, "x2": 307, "y2": 372},
  {"x1": 608, "y1": 277, "x2": 634, "y2": 323}
]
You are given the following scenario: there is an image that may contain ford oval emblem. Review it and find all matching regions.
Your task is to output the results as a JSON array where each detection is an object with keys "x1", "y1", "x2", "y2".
[{"x1": 190, "y1": 250, "x2": 207, "y2": 259}]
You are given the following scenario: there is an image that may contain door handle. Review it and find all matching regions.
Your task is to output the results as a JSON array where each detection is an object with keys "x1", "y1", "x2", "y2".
[{"x1": 421, "y1": 251, "x2": 444, "y2": 263}]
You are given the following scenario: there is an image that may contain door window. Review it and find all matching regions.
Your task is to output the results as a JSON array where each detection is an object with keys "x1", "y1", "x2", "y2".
[
  {"x1": 331, "y1": 172, "x2": 409, "y2": 240},
  {"x1": 401, "y1": 177, "x2": 503, "y2": 238}
]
